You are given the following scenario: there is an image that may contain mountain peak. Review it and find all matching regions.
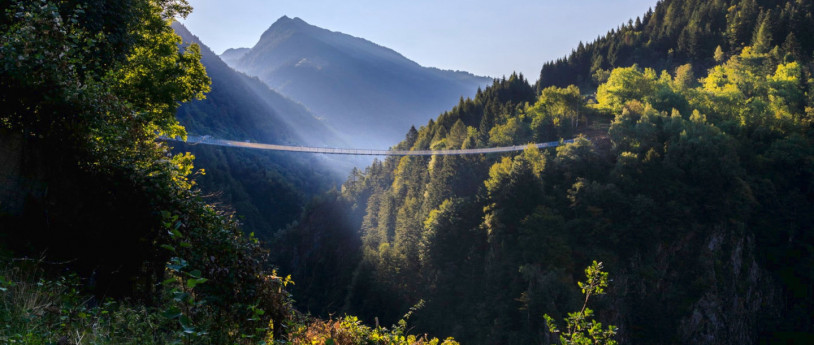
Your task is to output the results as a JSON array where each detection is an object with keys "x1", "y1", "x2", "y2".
[
  {"x1": 254, "y1": 15, "x2": 319, "y2": 46},
  {"x1": 226, "y1": 16, "x2": 491, "y2": 149},
  {"x1": 269, "y1": 15, "x2": 311, "y2": 31}
]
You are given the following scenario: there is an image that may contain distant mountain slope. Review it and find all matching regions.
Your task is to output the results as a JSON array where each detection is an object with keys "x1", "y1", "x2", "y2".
[
  {"x1": 173, "y1": 22, "x2": 342, "y2": 147},
  {"x1": 220, "y1": 47, "x2": 250, "y2": 66},
  {"x1": 222, "y1": 16, "x2": 492, "y2": 148},
  {"x1": 171, "y1": 23, "x2": 342, "y2": 238}
]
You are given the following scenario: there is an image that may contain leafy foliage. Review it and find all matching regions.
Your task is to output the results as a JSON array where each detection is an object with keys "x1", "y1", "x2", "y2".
[
  {"x1": 0, "y1": 261, "x2": 177, "y2": 345},
  {"x1": 1, "y1": 0, "x2": 210, "y2": 297},
  {"x1": 536, "y1": 0, "x2": 814, "y2": 92},
  {"x1": 280, "y1": 302, "x2": 460, "y2": 345},
  {"x1": 544, "y1": 261, "x2": 617, "y2": 345},
  {"x1": 0, "y1": 0, "x2": 301, "y2": 343}
]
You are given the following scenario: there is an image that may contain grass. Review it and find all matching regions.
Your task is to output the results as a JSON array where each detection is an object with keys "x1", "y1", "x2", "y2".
[{"x1": 0, "y1": 260, "x2": 173, "y2": 345}]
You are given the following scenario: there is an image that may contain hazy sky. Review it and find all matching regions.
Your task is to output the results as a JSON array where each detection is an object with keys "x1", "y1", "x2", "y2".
[{"x1": 181, "y1": 0, "x2": 659, "y2": 79}]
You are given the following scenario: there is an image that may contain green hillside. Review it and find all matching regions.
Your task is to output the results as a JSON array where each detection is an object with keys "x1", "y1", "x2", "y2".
[
  {"x1": 537, "y1": 0, "x2": 814, "y2": 92},
  {"x1": 279, "y1": 1, "x2": 814, "y2": 344}
]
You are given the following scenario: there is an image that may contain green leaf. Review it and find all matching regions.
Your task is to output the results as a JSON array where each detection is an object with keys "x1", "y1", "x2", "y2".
[
  {"x1": 168, "y1": 228, "x2": 183, "y2": 238},
  {"x1": 186, "y1": 277, "x2": 208, "y2": 289},
  {"x1": 162, "y1": 306, "x2": 182, "y2": 319},
  {"x1": 179, "y1": 315, "x2": 195, "y2": 334},
  {"x1": 167, "y1": 257, "x2": 187, "y2": 271},
  {"x1": 172, "y1": 291, "x2": 189, "y2": 302}
]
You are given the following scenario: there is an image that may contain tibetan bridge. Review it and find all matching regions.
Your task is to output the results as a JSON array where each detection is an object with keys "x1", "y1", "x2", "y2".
[{"x1": 161, "y1": 135, "x2": 578, "y2": 156}]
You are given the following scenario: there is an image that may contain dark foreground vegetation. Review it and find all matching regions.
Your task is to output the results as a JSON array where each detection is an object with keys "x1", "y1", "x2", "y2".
[{"x1": 0, "y1": 0, "x2": 453, "y2": 343}]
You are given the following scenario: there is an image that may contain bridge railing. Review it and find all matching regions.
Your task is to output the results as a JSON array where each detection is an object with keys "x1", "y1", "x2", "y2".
[{"x1": 161, "y1": 136, "x2": 584, "y2": 156}]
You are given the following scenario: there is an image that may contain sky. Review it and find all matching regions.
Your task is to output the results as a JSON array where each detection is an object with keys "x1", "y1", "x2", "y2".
[{"x1": 181, "y1": 0, "x2": 659, "y2": 79}]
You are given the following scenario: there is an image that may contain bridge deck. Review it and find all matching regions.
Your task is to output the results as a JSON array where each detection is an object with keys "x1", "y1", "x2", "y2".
[{"x1": 162, "y1": 135, "x2": 577, "y2": 156}]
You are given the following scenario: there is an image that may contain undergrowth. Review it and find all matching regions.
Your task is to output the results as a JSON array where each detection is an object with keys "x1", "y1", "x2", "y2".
[
  {"x1": 0, "y1": 261, "x2": 174, "y2": 344},
  {"x1": 0, "y1": 260, "x2": 458, "y2": 345}
]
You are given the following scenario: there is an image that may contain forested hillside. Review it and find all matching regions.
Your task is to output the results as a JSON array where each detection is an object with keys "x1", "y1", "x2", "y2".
[
  {"x1": 537, "y1": 0, "x2": 814, "y2": 91},
  {"x1": 277, "y1": 0, "x2": 814, "y2": 344}
]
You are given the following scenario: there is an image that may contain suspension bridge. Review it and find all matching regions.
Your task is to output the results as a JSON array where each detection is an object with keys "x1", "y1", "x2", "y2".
[{"x1": 161, "y1": 135, "x2": 577, "y2": 156}]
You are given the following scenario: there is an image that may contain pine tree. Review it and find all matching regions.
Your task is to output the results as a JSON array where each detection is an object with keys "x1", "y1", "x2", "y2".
[
  {"x1": 751, "y1": 10, "x2": 774, "y2": 54},
  {"x1": 714, "y1": 45, "x2": 726, "y2": 63},
  {"x1": 781, "y1": 32, "x2": 802, "y2": 62}
]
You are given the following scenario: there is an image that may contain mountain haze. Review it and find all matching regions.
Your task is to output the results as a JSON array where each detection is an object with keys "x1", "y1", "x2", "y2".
[
  {"x1": 171, "y1": 22, "x2": 343, "y2": 237},
  {"x1": 220, "y1": 47, "x2": 250, "y2": 66},
  {"x1": 222, "y1": 16, "x2": 492, "y2": 148},
  {"x1": 173, "y1": 22, "x2": 342, "y2": 147}
]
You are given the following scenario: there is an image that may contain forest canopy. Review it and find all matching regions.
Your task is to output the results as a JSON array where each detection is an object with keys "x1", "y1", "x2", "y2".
[{"x1": 279, "y1": 31, "x2": 814, "y2": 344}]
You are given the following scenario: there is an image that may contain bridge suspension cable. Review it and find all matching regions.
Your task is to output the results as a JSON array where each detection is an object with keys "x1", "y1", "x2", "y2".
[{"x1": 161, "y1": 135, "x2": 577, "y2": 156}]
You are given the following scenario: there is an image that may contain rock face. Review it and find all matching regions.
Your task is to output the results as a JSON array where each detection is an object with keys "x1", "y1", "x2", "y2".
[
  {"x1": 675, "y1": 230, "x2": 782, "y2": 345},
  {"x1": 222, "y1": 16, "x2": 492, "y2": 148},
  {"x1": 608, "y1": 225, "x2": 784, "y2": 345}
]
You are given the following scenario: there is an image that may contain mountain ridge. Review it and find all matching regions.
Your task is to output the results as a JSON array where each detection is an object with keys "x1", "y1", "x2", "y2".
[
  {"x1": 222, "y1": 16, "x2": 492, "y2": 149},
  {"x1": 254, "y1": 16, "x2": 419, "y2": 70},
  {"x1": 220, "y1": 47, "x2": 250, "y2": 66},
  {"x1": 172, "y1": 21, "x2": 344, "y2": 147}
]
